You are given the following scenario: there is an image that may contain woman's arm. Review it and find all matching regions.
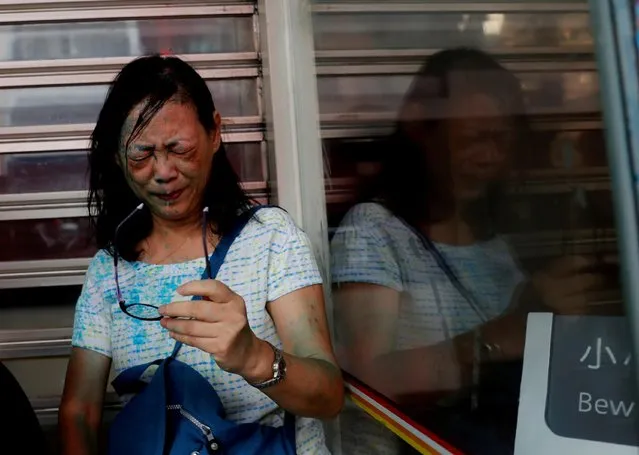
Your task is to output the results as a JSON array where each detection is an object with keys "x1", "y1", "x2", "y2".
[
  {"x1": 247, "y1": 284, "x2": 344, "y2": 418},
  {"x1": 337, "y1": 255, "x2": 608, "y2": 402},
  {"x1": 59, "y1": 348, "x2": 111, "y2": 455},
  {"x1": 335, "y1": 282, "x2": 527, "y2": 401}
]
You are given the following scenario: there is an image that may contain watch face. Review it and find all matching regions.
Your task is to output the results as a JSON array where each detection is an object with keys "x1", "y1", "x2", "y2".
[
  {"x1": 274, "y1": 348, "x2": 286, "y2": 378},
  {"x1": 251, "y1": 348, "x2": 286, "y2": 390}
]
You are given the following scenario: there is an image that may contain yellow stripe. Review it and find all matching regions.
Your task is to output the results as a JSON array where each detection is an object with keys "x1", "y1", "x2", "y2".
[{"x1": 349, "y1": 393, "x2": 439, "y2": 455}]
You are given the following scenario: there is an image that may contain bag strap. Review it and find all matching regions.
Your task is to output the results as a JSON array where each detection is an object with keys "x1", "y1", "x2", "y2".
[
  {"x1": 418, "y1": 233, "x2": 488, "y2": 323},
  {"x1": 171, "y1": 205, "x2": 268, "y2": 358},
  {"x1": 398, "y1": 217, "x2": 489, "y2": 323},
  {"x1": 209, "y1": 205, "x2": 265, "y2": 282}
]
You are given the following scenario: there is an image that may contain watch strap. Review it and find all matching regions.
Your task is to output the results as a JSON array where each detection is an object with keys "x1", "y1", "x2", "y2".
[{"x1": 250, "y1": 342, "x2": 287, "y2": 390}]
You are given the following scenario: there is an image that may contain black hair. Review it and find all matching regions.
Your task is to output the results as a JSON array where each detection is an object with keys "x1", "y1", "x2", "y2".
[
  {"x1": 361, "y1": 47, "x2": 529, "y2": 235},
  {"x1": 88, "y1": 54, "x2": 252, "y2": 261}
]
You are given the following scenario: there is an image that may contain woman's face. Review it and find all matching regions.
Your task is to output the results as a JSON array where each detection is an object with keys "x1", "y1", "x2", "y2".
[
  {"x1": 441, "y1": 92, "x2": 513, "y2": 201},
  {"x1": 118, "y1": 99, "x2": 221, "y2": 222}
]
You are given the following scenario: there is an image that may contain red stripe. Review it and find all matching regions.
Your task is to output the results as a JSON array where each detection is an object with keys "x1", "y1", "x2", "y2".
[
  {"x1": 343, "y1": 372, "x2": 464, "y2": 455},
  {"x1": 350, "y1": 394, "x2": 438, "y2": 454}
]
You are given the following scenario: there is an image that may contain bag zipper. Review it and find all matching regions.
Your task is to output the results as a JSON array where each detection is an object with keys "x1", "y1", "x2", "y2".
[{"x1": 167, "y1": 404, "x2": 220, "y2": 453}]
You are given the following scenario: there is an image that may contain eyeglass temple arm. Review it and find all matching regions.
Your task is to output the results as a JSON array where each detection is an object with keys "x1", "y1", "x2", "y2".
[
  {"x1": 113, "y1": 203, "x2": 145, "y2": 302},
  {"x1": 202, "y1": 207, "x2": 211, "y2": 278}
]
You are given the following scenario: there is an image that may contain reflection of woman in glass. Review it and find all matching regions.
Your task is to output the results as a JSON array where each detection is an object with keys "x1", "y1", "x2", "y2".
[{"x1": 331, "y1": 48, "x2": 604, "y2": 454}]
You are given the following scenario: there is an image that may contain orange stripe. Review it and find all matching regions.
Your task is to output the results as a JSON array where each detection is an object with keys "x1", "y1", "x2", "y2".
[
  {"x1": 343, "y1": 375, "x2": 460, "y2": 454},
  {"x1": 349, "y1": 393, "x2": 438, "y2": 455},
  {"x1": 351, "y1": 395, "x2": 435, "y2": 454}
]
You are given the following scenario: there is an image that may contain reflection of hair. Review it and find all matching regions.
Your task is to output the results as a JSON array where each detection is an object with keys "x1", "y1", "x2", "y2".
[
  {"x1": 88, "y1": 55, "x2": 251, "y2": 261},
  {"x1": 364, "y1": 48, "x2": 529, "y2": 233}
]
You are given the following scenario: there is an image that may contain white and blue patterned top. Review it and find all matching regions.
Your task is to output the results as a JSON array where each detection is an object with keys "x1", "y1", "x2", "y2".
[{"x1": 72, "y1": 207, "x2": 329, "y2": 455}]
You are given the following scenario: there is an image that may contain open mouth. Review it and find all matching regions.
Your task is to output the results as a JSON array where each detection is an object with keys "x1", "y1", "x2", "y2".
[{"x1": 156, "y1": 189, "x2": 183, "y2": 202}]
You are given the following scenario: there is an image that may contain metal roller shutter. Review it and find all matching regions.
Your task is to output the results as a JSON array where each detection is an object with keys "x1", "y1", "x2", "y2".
[{"x1": 0, "y1": 0, "x2": 264, "y2": 432}]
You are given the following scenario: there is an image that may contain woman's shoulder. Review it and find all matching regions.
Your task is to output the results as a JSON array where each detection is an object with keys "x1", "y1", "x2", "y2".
[
  {"x1": 77, "y1": 249, "x2": 114, "y2": 295},
  {"x1": 242, "y1": 206, "x2": 317, "y2": 259},
  {"x1": 85, "y1": 249, "x2": 114, "y2": 277},
  {"x1": 343, "y1": 202, "x2": 394, "y2": 224},
  {"x1": 250, "y1": 205, "x2": 300, "y2": 236},
  {"x1": 335, "y1": 202, "x2": 398, "y2": 236}
]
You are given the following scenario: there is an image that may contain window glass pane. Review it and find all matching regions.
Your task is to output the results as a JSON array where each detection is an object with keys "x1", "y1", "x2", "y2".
[
  {"x1": 0, "y1": 218, "x2": 95, "y2": 261},
  {"x1": 521, "y1": 71, "x2": 600, "y2": 114},
  {"x1": 317, "y1": 72, "x2": 600, "y2": 117},
  {"x1": 525, "y1": 129, "x2": 607, "y2": 169},
  {"x1": 324, "y1": 129, "x2": 608, "y2": 180},
  {"x1": 5, "y1": 17, "x2": 254, "y2": 62},
  {"x1": 0, "y1": 78, "x2": 258, "y2": 127},
  {"x1": 315, "y1": 8, "x2": 635, "y2": 455},
  {"x1": 317, "y1": 75, "x2": 412, "y2": 116},
  {"x1": 314, "y1": 12, "x2": 593, "y2": 51},
  {"x1": 0, "y1": 143, "x2": 264, "y2": 195}
]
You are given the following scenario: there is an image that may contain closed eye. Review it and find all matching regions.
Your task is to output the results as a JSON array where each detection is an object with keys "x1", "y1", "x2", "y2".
[
  {"x1": 128, "y1": 145, "x2": 154, "y2": 161},
  {"x1": 168, "y1": 145, "x2": 195, "y2": 156}
]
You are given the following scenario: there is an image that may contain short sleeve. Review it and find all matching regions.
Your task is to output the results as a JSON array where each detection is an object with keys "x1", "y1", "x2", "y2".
[
  {"x1": 264, "y1": 209, "x2": 323, "y2": 302},
  {"x1": 330, "y1": 203, "x2": 403, "y2": 292},
  {"x1": 71, "y1": 251, "x2": 112, "y2": 357}
]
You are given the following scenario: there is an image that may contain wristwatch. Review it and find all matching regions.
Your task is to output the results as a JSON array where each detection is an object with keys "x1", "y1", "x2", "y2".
[{"x1": 250, "y1": 342, "x2": 287, "y2": 390}]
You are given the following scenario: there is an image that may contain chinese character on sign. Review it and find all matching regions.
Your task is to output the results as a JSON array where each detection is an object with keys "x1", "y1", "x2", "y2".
[{"x1": 579, "y1": 337, "x2": 632, "y2": 370}]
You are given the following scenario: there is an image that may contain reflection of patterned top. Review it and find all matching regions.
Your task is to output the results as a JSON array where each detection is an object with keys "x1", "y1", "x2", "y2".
[
  {"x1": 332, "y1": 203, "x2": 525, "y2": 349},
  {"x1": 72, "y1": 208, "x2": 328, "y2": 455},
  {"x1": 331, "y1": 203, "x2": 525, "y2": 455}
]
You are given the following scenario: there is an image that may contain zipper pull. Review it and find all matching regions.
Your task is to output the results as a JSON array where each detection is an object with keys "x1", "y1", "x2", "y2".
[{"x1": 203, "y1": 426, "x2": 220, "y2": 453}]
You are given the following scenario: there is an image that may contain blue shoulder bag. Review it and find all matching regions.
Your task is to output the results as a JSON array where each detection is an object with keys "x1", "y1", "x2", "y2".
[{"x1": 107, "y1": 206, "x2": 296, "y2": 455}]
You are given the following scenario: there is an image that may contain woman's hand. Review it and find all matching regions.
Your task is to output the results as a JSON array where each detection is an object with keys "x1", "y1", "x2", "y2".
[
  {"x1": 159, "y1": 280, "x2": 267, "y2": 380},
  {"x1": 160, "y1": 282, "x2": 345, "y2": 419},
  {"x1": 528, "y1": 255, "x2": 606, "y2": 315}
]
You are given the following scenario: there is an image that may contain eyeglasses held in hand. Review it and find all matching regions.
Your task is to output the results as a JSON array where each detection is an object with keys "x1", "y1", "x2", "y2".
[{"x1": 114, "y1": 204, "x2": 212, "y2": 321}]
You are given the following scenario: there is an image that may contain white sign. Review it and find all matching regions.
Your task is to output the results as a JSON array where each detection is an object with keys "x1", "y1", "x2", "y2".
[{"x1": 515, "y1": 313, "x2": 639, "y2": 455}]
